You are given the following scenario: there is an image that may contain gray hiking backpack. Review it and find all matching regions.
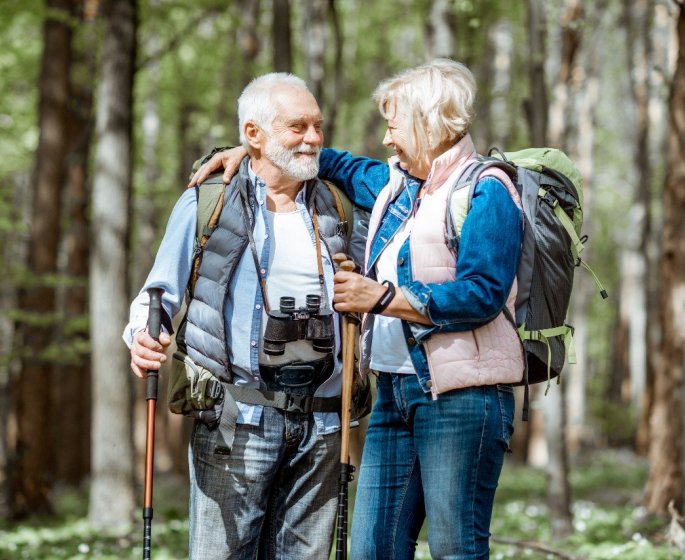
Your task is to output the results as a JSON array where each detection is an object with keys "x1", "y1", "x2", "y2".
[{"x1": 445, "y1": 147, "x2": 607, "y2": 418}]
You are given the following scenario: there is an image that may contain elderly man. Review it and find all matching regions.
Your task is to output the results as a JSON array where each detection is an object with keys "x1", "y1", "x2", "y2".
[{"x1": 124, "y1": 73, "x2": 353, "y2": 559}]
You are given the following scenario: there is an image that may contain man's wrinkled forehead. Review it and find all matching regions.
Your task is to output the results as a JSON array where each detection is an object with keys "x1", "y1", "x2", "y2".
[{"x1": 271, "y1": 86, "x2": 321, "y2": 120}]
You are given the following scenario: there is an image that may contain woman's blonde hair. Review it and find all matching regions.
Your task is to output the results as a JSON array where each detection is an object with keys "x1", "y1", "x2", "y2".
[{"x1": 373, "y1": 58, "x2": 476, "y2": 166}]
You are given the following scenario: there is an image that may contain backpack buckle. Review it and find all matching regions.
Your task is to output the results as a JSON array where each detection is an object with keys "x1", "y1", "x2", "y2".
[
  {"x1": 540, "y1": 190, "x2": 559, "y2": 208},
  {"x1": 284, "y1": 394, "x2": 313, "y2": 413}
]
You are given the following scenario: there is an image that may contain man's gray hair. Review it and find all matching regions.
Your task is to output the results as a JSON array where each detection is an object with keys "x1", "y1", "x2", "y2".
[{"x1": 237, "y1": 73, "x2": 310, "y2": 147}]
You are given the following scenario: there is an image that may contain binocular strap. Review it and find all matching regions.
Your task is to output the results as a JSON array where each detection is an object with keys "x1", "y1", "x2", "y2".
[{"x1": 238, "y1": 190, "x2": 329, "y2": 313}]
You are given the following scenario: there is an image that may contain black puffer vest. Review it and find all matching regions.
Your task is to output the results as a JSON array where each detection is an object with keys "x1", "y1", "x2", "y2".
[{"x1": 184, "y1": 158, "x2": 347, "y2": 381}]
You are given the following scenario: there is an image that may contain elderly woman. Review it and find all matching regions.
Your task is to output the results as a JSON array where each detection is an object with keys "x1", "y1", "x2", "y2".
[{"x1": 192, "y1": 59, "x2": 524, "y2": 560}]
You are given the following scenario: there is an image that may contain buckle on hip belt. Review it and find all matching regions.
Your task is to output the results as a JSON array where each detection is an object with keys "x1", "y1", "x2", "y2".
[
  {"x1": 275, "y1": 365, "x2": 317, "y2": 388},
  {"x1": 283, "y1": 393, "x2": 314, "y2": 413}
]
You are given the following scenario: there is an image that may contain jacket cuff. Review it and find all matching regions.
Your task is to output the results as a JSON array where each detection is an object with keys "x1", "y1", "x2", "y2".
[{"x1": 399, "y1": 284, "x2": 436, "y2": 342}]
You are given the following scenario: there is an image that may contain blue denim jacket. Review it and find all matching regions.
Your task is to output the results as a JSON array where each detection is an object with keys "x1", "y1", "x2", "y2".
[{"x1": 319, "y1": 148, "x2": 523, "y2": 392}]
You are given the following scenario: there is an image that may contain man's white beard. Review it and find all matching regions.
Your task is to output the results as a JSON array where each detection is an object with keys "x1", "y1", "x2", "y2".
[{"x1": 264, "y1": 140, "x2": 320, "y2": 181}]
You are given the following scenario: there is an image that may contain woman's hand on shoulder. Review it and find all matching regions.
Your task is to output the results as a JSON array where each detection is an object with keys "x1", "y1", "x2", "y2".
[{"x1": 187, "y1": 146, "x2": 248, "y2": 188}]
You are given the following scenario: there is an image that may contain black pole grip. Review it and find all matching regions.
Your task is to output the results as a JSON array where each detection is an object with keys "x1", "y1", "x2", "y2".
[
  {"x1": 143, "y1": 508, "x2": 153, "y2": 560},
  {"x1": 147, "y1": 288, "x2": 163, "y2": 341},
  {"x1": 146, "y1": 288, "x2": 164, "y2": 401},
  {"x1": 335, "y1": 463, "x2": 350, "y2": 560}
]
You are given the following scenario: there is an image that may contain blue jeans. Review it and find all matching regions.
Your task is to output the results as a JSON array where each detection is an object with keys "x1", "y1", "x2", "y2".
[
  {"x1": 188, "y1": 405, "x2": 340, "y2": 559},
  {"x1": 350, "y1": 373, "x2": 514, "y2": 560}
]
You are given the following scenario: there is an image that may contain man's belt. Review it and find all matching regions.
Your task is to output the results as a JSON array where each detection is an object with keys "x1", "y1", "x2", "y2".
[
  {"x1": 259, "y1": 354, "x2": 335, "y2": 396},
  {"x1": 225, "y1": 384, "x2": 341, "y2": 414}
]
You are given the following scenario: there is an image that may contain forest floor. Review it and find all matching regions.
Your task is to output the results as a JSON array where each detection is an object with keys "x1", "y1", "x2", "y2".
[{"x1": 0, "y1": 448, "x2": 681, "y2": 559}]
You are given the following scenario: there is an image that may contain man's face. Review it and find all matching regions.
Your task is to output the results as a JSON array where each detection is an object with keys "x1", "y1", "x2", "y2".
[{"x1": 264, "y1": 86, "x2": 324, "y2": 181}]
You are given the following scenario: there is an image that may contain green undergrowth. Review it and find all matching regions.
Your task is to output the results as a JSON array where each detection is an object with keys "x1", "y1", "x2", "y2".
[{"x1": 0, "y1": 450, "x2": 681, "y2": 559}]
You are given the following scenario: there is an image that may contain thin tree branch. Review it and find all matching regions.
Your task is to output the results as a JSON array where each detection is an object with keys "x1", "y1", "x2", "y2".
[
  {"x1": 136, "y1": 6, "x2": 223, "y2": 72},
  {"x1": 491, "y1": 536, "x2": 582, "y2": 560}
]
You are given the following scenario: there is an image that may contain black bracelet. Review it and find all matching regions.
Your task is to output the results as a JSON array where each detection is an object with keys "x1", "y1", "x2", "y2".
[{"x1": 370, "y1": 280, "x2": 396, "y2": 314}]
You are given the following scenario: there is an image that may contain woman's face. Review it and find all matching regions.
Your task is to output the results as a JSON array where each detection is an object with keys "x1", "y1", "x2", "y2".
[{"x1": 382, "y1": 102, "x2": 431, "y2": 180}]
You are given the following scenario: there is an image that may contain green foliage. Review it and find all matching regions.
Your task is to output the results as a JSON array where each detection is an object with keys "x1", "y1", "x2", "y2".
[
  {"x1": 0, "y1": 1, "x2": 42, "y2": 180},
  {"x1": 0, "y1": 2, "x2": 42, "y2": 238},
  {"x1": 2, "y1": 451, "x2": 680, "y2": 559}
]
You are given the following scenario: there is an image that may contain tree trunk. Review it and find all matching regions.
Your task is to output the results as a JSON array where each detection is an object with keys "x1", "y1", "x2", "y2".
[
  {"x1": 238, "y1": 0, "x2": 261, "y2": 89},
  {"x1": 52, "y1": 1, "x2": 97, "y2": 486},
  {"x1": 566, "y1": 17, "x2": 602, "y2": 454},
  {"x1": 638, "y1": 1, "x2": 675, "y2": 456},
  {"x1": 426, "y1": 0, "x2": 455, "y2": 59},
  {"x1": 644, "y1": 2, "x2": 685, "y2": 515},
  {"x1": 541, "y1": 0, "x2": 585, "y2": 537},
  {"x1": 10, "y1": 0, "x2": 75, "y2": 517},
  {"x1": 272, "y1": 0, "x2": 292, "y2": 72},
  {"x1": 301, "y1": 0, "x2": 327, "y2": 104},
  {"x1": 0, "y1": 173, "x2": 32, "y2": 518},
  {"x1": 323, "y1": 0, "x2": 343, "y2": 143},
  {"x1": 525, "y1": 0, "x2": 548, "y2": 146},
  {"x1": 542, "y1": 384, "x2": 573, "y2": 538},
  {"x1": 547, "y1": 0, "x2": 583, "y2": 148},
  {"x1": 88, "y1": 0, "x2": 137, "y2": 527},
  {"x1": 475, "y1": 23, "x2": 504, "y2": 152},
  {"x1": 137, "y1": 4, "x2": 161, "y2": 292},
  {"x1": 622, "y1": 0, "x2": 656, "y2": 454}
]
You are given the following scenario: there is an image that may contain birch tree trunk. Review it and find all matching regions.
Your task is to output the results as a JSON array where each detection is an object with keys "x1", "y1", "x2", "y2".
[
  {"x1": 608, "y1": 0, "x2": 653, "y2": 443},
  {"x1": 88, "y1": 0, "x2": 137, "y2": 527},
  {"x1": 427, "y1": 0, "x2": 455, "y2": 59},
  {"x1": 542, "y1": 0, "x2": 585, "y2": 538},
  {"x1": 625, "y1": 0, "x2": 656, "y2": 456},
  {"x1": 644, "y1": 1, "x2": 685, "y2": 515},
  {"x1": 567, "y1": 31, "x2": 601, "y2": 453},
  {"x1": 11, "y1": 0, "x2": 75, "y2": 517}
]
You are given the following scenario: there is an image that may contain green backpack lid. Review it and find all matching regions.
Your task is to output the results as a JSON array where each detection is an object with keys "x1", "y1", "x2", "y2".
[{"x1": 502, "y1": 147, "x2": 584, "y2": 206}]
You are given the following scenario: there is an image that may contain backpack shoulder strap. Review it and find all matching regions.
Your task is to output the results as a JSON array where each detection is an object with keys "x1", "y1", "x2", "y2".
[
  {"x1": 322, "y1": 180, "x2": 353, "y2": 245},
  {"x1": 445, "y1": 159, "x2": 492, "y2": 251},
  {"x1": 190, "y1": 180, "x2": 225, "y2": 293},
  {"x1": 188, "y1": 146, "x2": 233, "y2": 181},
  {"x1": 445, "y1": 157, "x2": 517, "y2": 253}
]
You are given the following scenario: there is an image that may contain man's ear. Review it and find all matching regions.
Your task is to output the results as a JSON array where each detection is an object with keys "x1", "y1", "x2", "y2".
[{"x1": 244, "y1": 122, "x2": 263, "y2": 150}]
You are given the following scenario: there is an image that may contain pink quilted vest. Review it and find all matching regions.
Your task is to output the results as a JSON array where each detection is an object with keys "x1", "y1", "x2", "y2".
[{"x1": 364, "y1": 135, "x2": 525, "y2": 397}]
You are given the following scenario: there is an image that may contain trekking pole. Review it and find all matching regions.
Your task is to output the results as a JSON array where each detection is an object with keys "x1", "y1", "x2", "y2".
[
  {"x1": 143, "y1": 287, "x2": 163, "y2": 560},
  {"x1": 333, "y1": 255, "x2": 358, "y2": 560}
]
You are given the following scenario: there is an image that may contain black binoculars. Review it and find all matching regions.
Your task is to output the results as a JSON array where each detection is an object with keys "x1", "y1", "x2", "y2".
[{"x1": 263, "y1": 295, "x2": 335, "y2": 356}]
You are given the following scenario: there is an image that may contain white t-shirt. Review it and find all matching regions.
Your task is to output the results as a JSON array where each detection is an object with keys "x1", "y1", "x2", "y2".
[
  {"x1": 370, "y1": 217, "x2": 416, "y2": 374},
  {"x1": 259, "y1": 209, "x2": 335, "y2": 366}
]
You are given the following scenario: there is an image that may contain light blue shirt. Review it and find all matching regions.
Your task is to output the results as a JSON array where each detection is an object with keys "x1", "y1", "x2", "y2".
[{"x1": 124, "y1": 165, "x2": 342, "y2": 435}]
